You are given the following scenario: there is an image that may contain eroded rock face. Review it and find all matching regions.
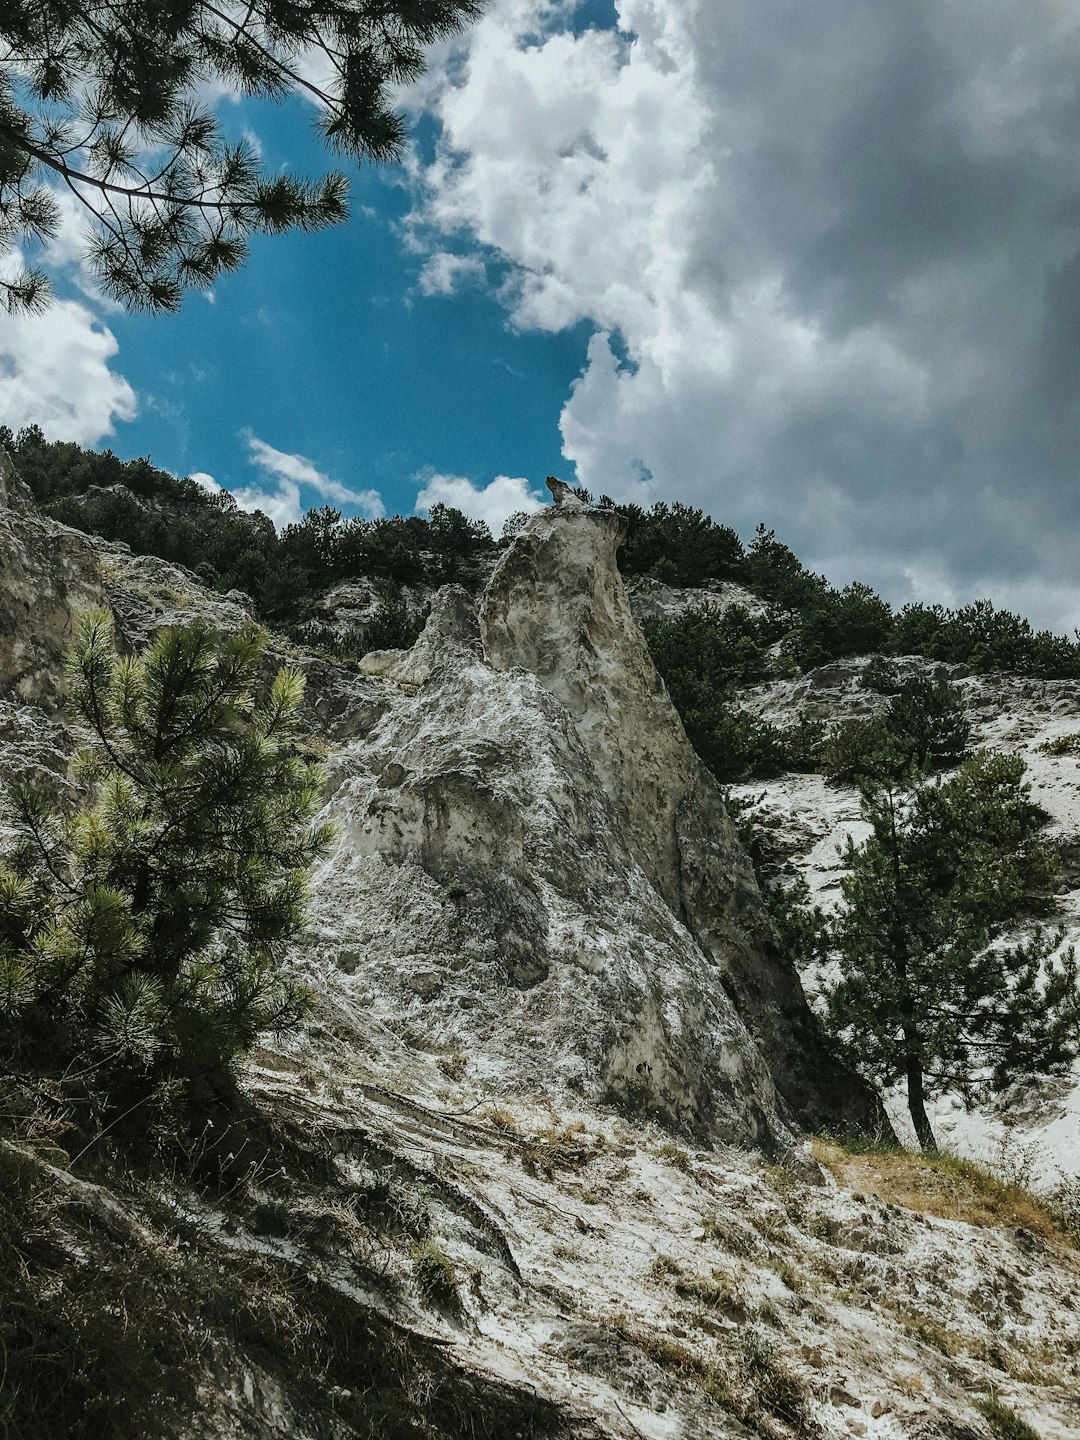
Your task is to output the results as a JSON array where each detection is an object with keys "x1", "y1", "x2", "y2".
[
  {"x1": 480, "y1": 504, "x2": 880, "y2": 1136},
  {"x1": 0, "y1": 466, "x2": 875, "y2": 1146},
  {"x1": 10, "y1": 466, "x2": 1076, "y2": 1440},
  {"x1": 0, "y1": 451, "x2": 106, "y2": 707},
  {"x1": 309, "y1": 594, "x2": 785, "y2": 1147}
]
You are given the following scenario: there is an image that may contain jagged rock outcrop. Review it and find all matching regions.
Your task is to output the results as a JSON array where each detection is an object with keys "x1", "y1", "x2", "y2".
[
  {"x1": 0, "y1": 469, "x2": 876, "y2": 1146},
  {"x1": 304, "y1": 501, "x2": 883, "y2": 1148},
  {"x1": 310, "y1": 582, "x2": 788, "y2": 1146},
  {"x1": 626, "y1": 572, "x2": 766, "y2": 621},
  {"x1": 0, "y1": 451, "x2": 107, "y2": 708},
  {"x1": 480, "y1": 503, "x2": 878, "y2": 1136}
]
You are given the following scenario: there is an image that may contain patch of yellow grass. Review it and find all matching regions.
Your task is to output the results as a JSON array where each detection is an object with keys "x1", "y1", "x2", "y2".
[{"x1": 812, "y1": 1138, "x2": 1076, "y2": 1250}]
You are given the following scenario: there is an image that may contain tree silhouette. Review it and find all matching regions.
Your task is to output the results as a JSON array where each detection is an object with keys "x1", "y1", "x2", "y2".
[{"x1": 0, "y1": 0, "x2": 482, "y2": 312}]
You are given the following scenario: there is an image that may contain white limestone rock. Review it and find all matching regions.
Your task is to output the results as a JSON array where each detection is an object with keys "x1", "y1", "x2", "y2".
[
  {"x1": 311, "y1": 586, "x2": 786, "y2": 1146},
  {"x1": 480, "y1": 503, "x2": 878, "y2": 1135}
]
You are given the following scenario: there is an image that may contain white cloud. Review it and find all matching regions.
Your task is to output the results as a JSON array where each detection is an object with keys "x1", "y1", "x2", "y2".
[
  {"x1": 0, "y1": 274, "x2": 136, "y2": 444},
  {"x1": 231, "y1": 477, "x2": 305, "y2": 528},
  {"x1": 410, "y1": 0, "x2": 1080, "y2": 630},
  {"x1": 0, "y1": 198, "x2": 133, "y2": 447},
  {"x1": 189, "y1": 471, "x2": 221, "y2": 492},
  {"x1": 417, "y1": 251, "x2": 486, "y2": 297},
  {"x1": 415, "y1": 471, "x2": 546, "y2": 536},
  {"x1": 231, "y1": 431, "x2": 385, "y2": 528}
]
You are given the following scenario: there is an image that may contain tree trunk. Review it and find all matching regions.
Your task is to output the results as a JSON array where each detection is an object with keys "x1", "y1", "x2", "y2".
[{"x1": 904, "y1": 1050, "x2": 937, "y2": 1152}]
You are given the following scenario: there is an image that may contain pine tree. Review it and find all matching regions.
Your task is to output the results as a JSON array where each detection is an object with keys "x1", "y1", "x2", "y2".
[
  {"x1": 0, "y1": 610, "x2": 332, "y2": 1085},
  {"x1": 820, "y1": 672, "x2": 970, "y2": 786},
  {"x1": 0, "y1": 0, "x2": 482, "y2": 313},
  {"x1": 822, "y1": 751, "x2": 1080, "y2": 1149},
  {"x1": 885, "y1": 673, "x2": 969, "y2": 772}
]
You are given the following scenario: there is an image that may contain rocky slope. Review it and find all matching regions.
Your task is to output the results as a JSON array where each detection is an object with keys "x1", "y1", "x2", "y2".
[
  {"x1": 2, "y1": 457, "x2": 1078, "y2": 1440},
  {"x1": 727, "y1": 655, "x2": 1080, "y2": 1183}
]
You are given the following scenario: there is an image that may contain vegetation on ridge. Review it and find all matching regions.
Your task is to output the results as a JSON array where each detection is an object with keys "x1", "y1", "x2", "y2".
[
  {"x1": 10, "y1": 424, "x2": 1080, "y2": 792},
  {"x1": 10, "y1": 425, "x2": 1080, "y2": 684}
]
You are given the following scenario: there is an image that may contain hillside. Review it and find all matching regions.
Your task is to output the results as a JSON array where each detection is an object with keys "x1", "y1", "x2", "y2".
[{"x1": 2, "y1": 443, "x2": 1080, "y2": 1440}]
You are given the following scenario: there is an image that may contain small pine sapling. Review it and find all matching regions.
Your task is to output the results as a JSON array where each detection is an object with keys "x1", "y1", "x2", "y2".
[{"x1": 0, "y1": 610, "x2": 333, "y2": 1091}]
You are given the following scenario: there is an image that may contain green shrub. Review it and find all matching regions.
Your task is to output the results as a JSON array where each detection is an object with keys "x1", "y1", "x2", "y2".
[
  {"x1": 859, "y1": 655, "x2": 902, "y2": 694},
  {"x1": 642, "y1": 605, "x2": 787, "y2": 781},
  {"x1": 410, "y1": 1240, "x2": 460, "y2": 1309},
  {"x1": 775, "y1": 713, "x2": 827, "y2": 772},
  {"x1": 741, "y1": 524, "x2": 828, "y2": 618},
  {"x1": 618, "y1": 501, "x2": 745, "y2": 585},
  {"x1": 682, "y1": 701, "x2": 786, "y2": 783},
  {"x1": 0, "y1": 611, "x2": 332, "y2": 1091},
  {"x1": 292, "y1": 599, "x2": 429, "y2": 664},
  {"x1": 14, "y1": 426, "x2": 1080, "y2": 685},
  {"x1": 821, "y1": 750, "x2": 1077, "y2": 1152},
  {"x1": 784, "y1": 582, "x2": 893, "y2": 670},
  {"x1": 891, "y1": 598, "x2": 1080, "y2": 680},
  {"x1": 1, "y1": 426, "x2": 497, "y2": 622},
  {"x1": 1037, "y1": 731, "x2": 1080, "y2": 757},
  {"x1": 820, "y1": 674, "x2": 969, "y2": 786},
  {"x1": 975, "y1": 1396, "x2": 1043, "y2": 1440},
  {"x1": 764, "y1": 878, "x2": 828, "y2": 973},
  {"x1": 886, "y1": 673, "x2": 970, "y2": 770},
  {"x1": 642, "y1": 604, "x2": 778, "y2": 691},
  {"x1": 251, "y1": 1200, "x2": 291, "y2": 1237},
  {"x1": 819, "y1": 717, "x2": 907, "y2": 787}
]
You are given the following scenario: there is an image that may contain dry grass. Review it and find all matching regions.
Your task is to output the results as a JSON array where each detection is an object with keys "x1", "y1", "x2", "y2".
[
  {"x1": 976, "y1": 1396, "x2": 1043, "y2": 1440},
  {"x1": 655, "y1": 1141, "x2": 693, "y2": 1173},
  {"x1": 812, "y1": 1138, "x2": 1078, "y2": 1249},
  {"x1": 649, "y1": 1254, "x2": 748, "y2": 1315},
  {"x1": 482, "y1": 1105, "x2": 518, "y2": 1133},
  {"x1": 605, "y1": 1312, "x2": 818, "y2": 1438},
  {"x1": 436, "y1": 1051, "x2": 468, "y2": 1083}
]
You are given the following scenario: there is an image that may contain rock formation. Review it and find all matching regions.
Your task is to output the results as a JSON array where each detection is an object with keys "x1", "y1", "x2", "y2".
[
  {"x1": 302, "y1": 499, "x2": 881, "y2": 1152},
  {"x1": 3, "y1": 466, "x2": 1078, "y2": 1440},
  {"x1": 481, "y1": 502, "x2": 878, "y2": 1136}
]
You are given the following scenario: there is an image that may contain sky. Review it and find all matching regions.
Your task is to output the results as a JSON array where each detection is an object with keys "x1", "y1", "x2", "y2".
[{"x1": 6, "y1": 0, "x2": 1080, "y2": 629}]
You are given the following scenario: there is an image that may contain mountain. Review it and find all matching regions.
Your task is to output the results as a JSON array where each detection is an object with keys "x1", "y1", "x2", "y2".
[{"x1": 1, "y1": 451, "x2": 1078, "y2": 1440}]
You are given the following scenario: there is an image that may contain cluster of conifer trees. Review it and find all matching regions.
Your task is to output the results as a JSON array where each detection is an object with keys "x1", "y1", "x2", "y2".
[{"x1": 9, "y1": 424, "x2": 1080, "y2": 680}]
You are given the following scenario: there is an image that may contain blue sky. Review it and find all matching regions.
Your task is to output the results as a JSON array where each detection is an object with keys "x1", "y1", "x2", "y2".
[
  {"x1": 63, "y1": 95, "x2": 592, "y2": 523},
  {"x1": 7, "y1": 0, "x2": 1080, "y2": 627}
]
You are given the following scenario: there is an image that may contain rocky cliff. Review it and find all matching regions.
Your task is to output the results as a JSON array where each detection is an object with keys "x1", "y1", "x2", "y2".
[
  {"x1": 481, "y1": 504, "x2": 870, "y2": 1136},
  {"x1": 305, "y1": 498, "x2": 878, "y2": 1155},
  {"x1": 2, "y1": 461, "x2": 1078, "y2": 1440}
]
